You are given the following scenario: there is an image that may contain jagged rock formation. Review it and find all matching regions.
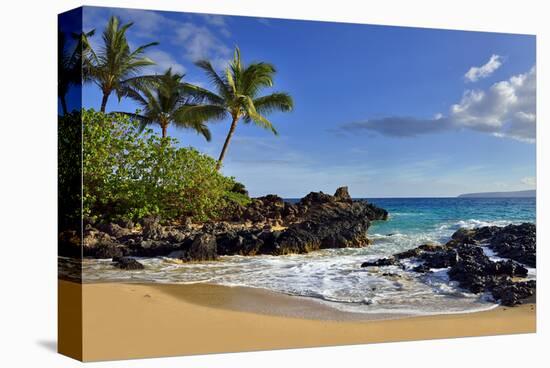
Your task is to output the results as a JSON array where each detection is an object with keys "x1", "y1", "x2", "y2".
[
  {"x1": 361, "y1": 224, "x2": 536, "y2": 306},
  {"x1": 72, "y1": 186, "x2": 388, "y2": 263}
]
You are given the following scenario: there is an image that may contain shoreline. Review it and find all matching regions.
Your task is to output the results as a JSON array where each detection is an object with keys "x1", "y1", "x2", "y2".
[
  {"x1": 80, "y1": 279, "x2": 503, "y2": 321},
  {"x1": 61, "y1": 280, "x2": 536, "y2": 361}
]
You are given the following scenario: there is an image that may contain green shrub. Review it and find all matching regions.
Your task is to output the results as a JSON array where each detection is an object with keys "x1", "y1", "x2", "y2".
[
  {"x1": 58, "y1": 111, "x2": 83, "y2": 231},
  {"x1": 82, "y1": 109, "x2": 248, "y2": 222}
]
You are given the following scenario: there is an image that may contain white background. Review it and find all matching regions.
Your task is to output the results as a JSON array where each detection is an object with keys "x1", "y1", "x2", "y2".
[{"x1": 0, "y1": 0, "x2": 546, "y2": 366}]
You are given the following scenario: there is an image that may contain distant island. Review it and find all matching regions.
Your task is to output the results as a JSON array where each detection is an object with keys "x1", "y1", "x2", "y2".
[{"x1": 458, "y1": 189, "x2": 535, "y2": 198}]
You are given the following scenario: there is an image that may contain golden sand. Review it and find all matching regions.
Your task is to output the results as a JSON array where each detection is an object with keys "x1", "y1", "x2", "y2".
[{"x1": 58, "y1": 280, "x2": 536, "y2": 362}]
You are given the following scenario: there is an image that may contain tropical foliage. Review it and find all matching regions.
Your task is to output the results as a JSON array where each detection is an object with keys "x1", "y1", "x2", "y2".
[
  {"x1": 181, "y1": 47, "x2": 294, "y2": 169},
  {"x1": 59, "y1": 14, "x2": 295, "y2": 225},
  {"x1": 58, "y1": 111, "x2": 84, "y2": 229},
  {"x1": 116, "y1": 68, "x2": 212, "y2": 140},
  {"x1": 58, "y1": 29, "x2": 95, "y2": 114},
  {"x1": 86, "y1": 16, "x2": 159, "y2": 112},
  {"x1": 82, "y1": 109, "x2": 249, "y2": 222}
]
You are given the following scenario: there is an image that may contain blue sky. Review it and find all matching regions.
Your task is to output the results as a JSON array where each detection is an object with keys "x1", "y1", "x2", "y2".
[{"x1": 76, "y1": 6, "x2": 536, "y2": 198}]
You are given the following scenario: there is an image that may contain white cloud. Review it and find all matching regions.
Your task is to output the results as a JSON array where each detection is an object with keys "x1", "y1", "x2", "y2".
[
  {"x1": 174, "y1": 22, "x2": 231, "y2": 65},
  {"x1": 464, "y1": 54, "x2": 502, "y2": 82},
  {"x1": 83, "y1": 7, "x2": 232, "y2": 72},
  {"x1": 341, "y1": 66, "x2": 536, "y2": 143},
  {"x1": 451, "y1": 66, "x2": 536, "y2": 142},
  {"x1": 521, "y1": 176, "x2": 536, "y2": 186},
  {"x1": 199, "y1": 14, "x2": 231, "y2": 37},
  {"x1": 145, "y1": 50, "x2": 186, "y2": 75}
]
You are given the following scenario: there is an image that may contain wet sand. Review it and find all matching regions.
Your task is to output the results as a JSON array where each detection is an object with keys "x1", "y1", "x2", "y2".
[{"x1": 59, "y1": 280, "x2": 536, "y2": 361}]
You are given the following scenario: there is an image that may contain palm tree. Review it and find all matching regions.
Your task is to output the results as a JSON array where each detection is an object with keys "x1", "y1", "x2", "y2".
[
  {"x1": 180, "y1": 47, "x2": 294, "y2": 170},
  {"x1": 116, "y1": 68, "x2": 212, "y2": 140},
  {"x1": 58, "y1": 29, "x2": 95, "y2": 114},
  {"x1": 87, "y1": 16, "x2": 159, "y2": 112}
]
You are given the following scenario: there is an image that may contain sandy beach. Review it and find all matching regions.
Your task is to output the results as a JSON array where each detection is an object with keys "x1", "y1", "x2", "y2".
[{"x1": 58, "y1": 280, "x2": 536, "y2": 362}]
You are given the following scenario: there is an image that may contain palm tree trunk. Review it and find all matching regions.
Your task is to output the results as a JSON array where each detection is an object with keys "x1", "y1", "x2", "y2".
[
  {"x1": 161, "y1": 124, "x2": 167, "y2": 138},
  {"x1": 216, "y1": 116, "x2": 238, "y2": 170},
  {"x1": 60, "y1": 96, "x2": 68, "y2": 115},
  {"x1": 100, "y1": 92, "x2": 109, "y2": 113}
]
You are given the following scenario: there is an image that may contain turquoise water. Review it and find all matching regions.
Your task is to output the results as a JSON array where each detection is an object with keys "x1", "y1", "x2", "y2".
[
  {"x1": 367, "y1": 197, "x2": 535, "y2": 243},
  {"x1": 81, "y1": 197, "x2": 536, "y2": 316}
]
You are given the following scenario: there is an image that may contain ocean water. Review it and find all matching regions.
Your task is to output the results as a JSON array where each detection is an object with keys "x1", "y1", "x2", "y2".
[{"x1": 80, "y1": 197, "x2": 536, "y2": 316}]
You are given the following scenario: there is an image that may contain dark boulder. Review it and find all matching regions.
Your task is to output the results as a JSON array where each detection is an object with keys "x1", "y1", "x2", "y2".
[
  {"x1": 489, "y1": 223, "x2": 536, "y2": 267},
  {"x1": 361, "y1": 257, "x2": 396, "y2": 267},
  {"x1": 491, "y1": 280, "x2": 536, "y2": 306},
  {"x1": 274, "y1": 225, "x2": 323, "y2": 254},
  {"x1": 216, "y1": 229, "x2": 265, "y2": 256},
  {"x1": 394, "y1": 243, "x2": 446, "y2": 260},
  {"x1": 419, "y1": 249, "x2": 459, "y2": 268},
  {"x1": 112, "y1": 256, "x2": 144, "y2": 270},
  {"x1": 188, "y1": 233, "x2": 218, "y2": 261}
]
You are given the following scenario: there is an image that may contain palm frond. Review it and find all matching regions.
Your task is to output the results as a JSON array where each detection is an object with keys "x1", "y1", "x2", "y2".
[
  {"x1": 253, "y1": 92, "x2": 294, "y2": 115},
  {"x1": 116, "y1": 74, "x2": 161, "y2": 101},
  {"x1": 194, "y1": 60, "x2": 230, "y2": 98},
  {"x1": 241, "y1": 96, "x2": 278, "y2": 135},
  {"x1": 241, "y1": 62, "x2": 275, "y2": 96},
  {"x1": 88, "y1": 15, "x2": 159, "y2": 97},
  {"x1": 174, "y1": 104, "x2": 227, "y2": 125},
  {"x1": 181, "y1": 83, "x2": 225, "y2": 105},
  {"x1": 172, "y1": 119, "x2": 212, "y2": 141},
  {"x1": 129, "y1": 42, "x2": 159, "y2": 58}
]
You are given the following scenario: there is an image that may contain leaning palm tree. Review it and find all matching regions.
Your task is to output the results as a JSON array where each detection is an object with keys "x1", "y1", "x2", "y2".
[
  {"x1": 181, "y1": 47, "x2": 294, "y2": 170},
  {"x1": 116, "y1": 68, "x2": 212, "y2": 140},
  {"x1": 87, "y1": 16, "x2": 159, "y2": 112},
  {"x1": 58, "y1": 29, "x2": 95, "y2": 114}
]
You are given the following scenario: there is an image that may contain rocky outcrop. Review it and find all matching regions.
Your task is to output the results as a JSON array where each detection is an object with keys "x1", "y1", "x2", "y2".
[
  {"x1": 79, "y1": 186, "x2": 388, "y2": 262},
  {"x1": 489, "y1": 223, "x2": 535, "y2": 267},
  {"x1": 450, "y1": 223, "x2": 535, "y2": 267},
  {"x1": 269, "y1": 190, "x2": 382, "y2": 255},
  {"x1": 223, "y1": 186, "x2": 387, "y2": 227},
  {"x1": 361, "y1": 223, "x2": 536, "y2": 306},
  {"x1": 224, "y1": 194, "x2": 297, "y2": 226}
]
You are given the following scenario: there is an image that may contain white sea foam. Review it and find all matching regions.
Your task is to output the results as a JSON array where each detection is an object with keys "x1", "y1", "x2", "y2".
[
  {"x1": 76, "y1": 215, "x2": 535, "y2": 317},
  {"x1": 441, "y1": 219, "x2": 517, "y2": 231},
  {"x1": 80, "y1": 247, "x2": 500, "y2": 316}
]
